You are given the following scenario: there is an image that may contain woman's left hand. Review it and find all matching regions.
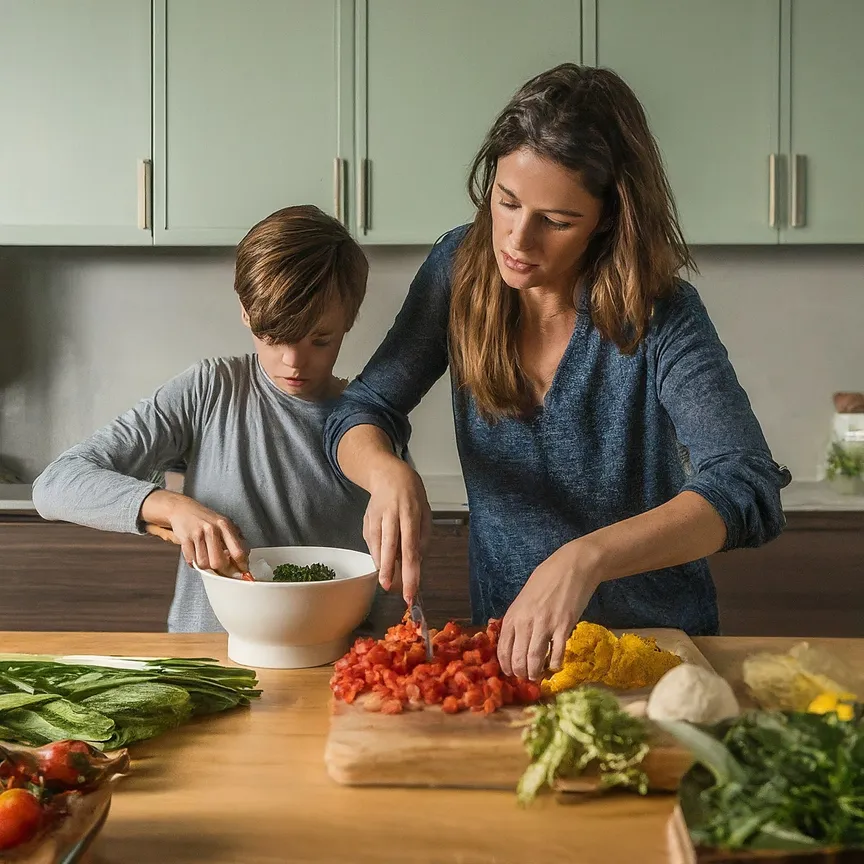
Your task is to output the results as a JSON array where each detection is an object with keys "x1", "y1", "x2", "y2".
[{"x1": 497, "y1": 540, "x2": 602, "y2": 681}]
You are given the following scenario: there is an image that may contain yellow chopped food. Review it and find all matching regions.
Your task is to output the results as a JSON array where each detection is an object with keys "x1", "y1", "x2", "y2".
[
  {"x1": 807, "y1": 691, "x2": 856, "y2": 722},
  {"x1": 541, "y1": 622, "x2": 682, "y2": 696}
]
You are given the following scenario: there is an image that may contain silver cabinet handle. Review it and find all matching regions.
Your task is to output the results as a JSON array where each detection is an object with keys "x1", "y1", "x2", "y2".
[
  {"x1": 768, "y1": 153, "x2": 779, "y2": 228},
  {"x1": 791, "y1": 154, "x2": 807, "y2": 228},
  {"x1": 333, "y1": 157, "x2": 346, "y2": 226},
  {"x1": 137, "y1": 159, "x2": 152, "y2": 231},
  {"x1": 358, "y1": 158, "x2": 370, "y2": 232}
]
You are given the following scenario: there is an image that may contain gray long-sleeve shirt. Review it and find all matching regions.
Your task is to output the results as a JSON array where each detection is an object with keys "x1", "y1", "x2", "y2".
[{"x1": 33, "y1": 355, "x2": 370, "y2": 632}]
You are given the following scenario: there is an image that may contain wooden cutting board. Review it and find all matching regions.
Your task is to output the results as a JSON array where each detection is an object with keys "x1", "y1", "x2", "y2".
[{"x1": 325, "y1": 628, "x2": 713, "y2": 791}]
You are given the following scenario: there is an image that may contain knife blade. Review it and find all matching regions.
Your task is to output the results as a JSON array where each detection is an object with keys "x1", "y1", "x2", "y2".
[{"x1": 409, "y1": 595, "x2": 434, "y2": 662}]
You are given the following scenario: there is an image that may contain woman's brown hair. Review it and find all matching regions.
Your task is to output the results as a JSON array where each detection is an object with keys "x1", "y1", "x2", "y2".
[
  {"x1": 449, "y1": 64, "x2": 695, "y2": 420},
  {"x1": 235, "y1": 204, "x2": 368, "y2": 344}
]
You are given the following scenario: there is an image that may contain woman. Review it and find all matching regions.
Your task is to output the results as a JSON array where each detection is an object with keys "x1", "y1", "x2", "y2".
[{"x1": 324, "y1": 64, "x2": 790, "y2": 681}]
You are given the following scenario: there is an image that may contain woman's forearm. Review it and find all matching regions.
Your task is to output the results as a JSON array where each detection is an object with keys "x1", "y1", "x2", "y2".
[
  {"x1": 336, "y1": 423, "x2": 431, "y2": 599},
  {"x1": 576, "y1": 491, "x2": 727, "y2": 584},
  {"x1": 335, "y1": 424, "x2": 402, "y2": 492}
]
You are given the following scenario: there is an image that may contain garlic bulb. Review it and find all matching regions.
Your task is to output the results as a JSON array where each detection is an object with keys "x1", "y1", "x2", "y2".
[{"x1": 646, "y1": 663, "x2": 740, "y2": 724}]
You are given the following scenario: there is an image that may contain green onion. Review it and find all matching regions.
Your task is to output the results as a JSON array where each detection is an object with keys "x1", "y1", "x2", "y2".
[{"x1": 0, "y1": 654, "x2": 261, "y2": 748}]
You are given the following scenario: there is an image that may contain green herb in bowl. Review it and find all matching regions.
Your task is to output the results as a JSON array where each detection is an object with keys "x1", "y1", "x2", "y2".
[{"x1": 271, "y1": 563, "x2": 336, "y2": 583}]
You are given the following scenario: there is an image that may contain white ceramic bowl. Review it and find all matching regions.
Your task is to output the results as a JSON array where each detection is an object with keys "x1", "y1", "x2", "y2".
[{"x1": 193, "y1": 546, "x2": 378, "y2": 669}]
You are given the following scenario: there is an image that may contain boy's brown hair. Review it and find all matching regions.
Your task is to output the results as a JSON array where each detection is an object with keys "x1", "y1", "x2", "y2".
[{"x1": 234, "y1": 205, "x2": 368, "y2": 344}]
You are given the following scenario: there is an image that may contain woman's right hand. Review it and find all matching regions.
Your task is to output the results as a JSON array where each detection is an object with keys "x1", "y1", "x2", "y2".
[
  {"x1": 364, "y1": 461, "x2": 431, "y2": 603},
  {"x1": 141, "y1": 490, "x2": 249, "y2": 574}
]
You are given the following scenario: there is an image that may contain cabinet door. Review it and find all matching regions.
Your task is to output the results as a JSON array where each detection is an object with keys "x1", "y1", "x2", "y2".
[
  {"x1": 782, "y1": 0, "x2": 864, "y2": 243},
  {"x1": 0, "y1": 519, "x2": 178, "y2": 632},
  {"x1": 710, "y1": 512, "x2": 864, "y2": 637},
  {"x1": 357, "y1": 0, "x2": 581, "y2": 244},
  {"x1": 593, "y1": 0, "x2": 781, "y2": 244},
  {"x1": 154, "y1": 0, "x2": 350, "y2": 245},
  {"x1": 0, "y1": 1, "x2": 152, "y2": 245}
]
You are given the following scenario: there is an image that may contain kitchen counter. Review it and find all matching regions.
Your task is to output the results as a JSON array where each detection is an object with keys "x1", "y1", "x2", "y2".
[
  {"x1": 779, "y1": 479, "x2": 864, "y2": 511},
  {"x1": 5, "y1": 478, "x2": 862, "y2": 515},
  {"x1": 424, "y1": 476, "x2": 864, "y2": 513},
  {"x1": 0, "y1": 478, "x2": 471, "y2": 516},
  {"x1": 0, "y1": 483, "x2": 37, "y2": 512},
  {"x1": 4, "y1": 632, "x2": 861, "y2": 864}
]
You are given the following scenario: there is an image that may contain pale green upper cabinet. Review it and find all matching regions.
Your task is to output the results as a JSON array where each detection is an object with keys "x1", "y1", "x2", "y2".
[
  {"x1": 591, "y1": 0, "x2": 781, "y2": 245},
  {"x1": 0, "y1": 0, "x2": 152, "y2": 245},
  {"x1": 153, "y1": 0, "x2": 351, "y2": 245},
  {"x1": 355, "y1": 0, "x2": 581, "y2": 244},
  {"x1": 781, "y1": 0, "x2": 864, "y2": 244}
]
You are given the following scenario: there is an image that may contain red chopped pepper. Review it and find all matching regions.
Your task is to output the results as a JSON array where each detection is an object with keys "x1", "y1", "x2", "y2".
[{"x1": 330, "y1": 614, "x2": 542, "y2": 715}]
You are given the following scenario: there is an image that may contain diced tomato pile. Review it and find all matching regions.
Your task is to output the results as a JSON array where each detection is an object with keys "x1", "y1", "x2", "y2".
[{"x1": 329, "y1": 615, "x2": 542, "y2": 715}]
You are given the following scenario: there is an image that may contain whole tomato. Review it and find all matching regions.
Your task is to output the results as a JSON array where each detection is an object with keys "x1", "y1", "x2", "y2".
[
  {"x1": 34, "y1": 741, "x2": 93, "y2": 787},
  {"x1": 0, "y1": 788, "x2": 43, "y2": 850}
]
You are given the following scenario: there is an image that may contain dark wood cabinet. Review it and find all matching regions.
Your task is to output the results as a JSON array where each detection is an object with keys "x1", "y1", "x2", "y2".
[
  {"x1": 1, "y1": 510, "x2": 861, "y2": 638},
  {"x1": 710, "y1": 511, "x2": 864, "y2": 638},
  {"x1": 365, "y1": 516, "x2": 473, "y2": 631},
  {"x1": 420, "y1": 517, "x2": 472, "y2": 627},
  {"x1": 0, "y1": 516, "x2": 178, "y2": 632},
  {"x1": 0, "y1": 514, "x2": 474, "y2": 635}
]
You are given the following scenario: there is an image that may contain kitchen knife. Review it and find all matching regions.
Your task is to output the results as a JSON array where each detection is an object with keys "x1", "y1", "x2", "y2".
[{"x1": 409, "y1": 594, "x2": 434, "y2": 662}]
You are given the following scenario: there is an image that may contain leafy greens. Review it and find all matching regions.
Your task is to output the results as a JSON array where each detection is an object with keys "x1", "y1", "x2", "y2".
[
  {"x1": 0, "y1": 654, "x2": 261, "y2": 748},
  {"x1": 660, "y1": 708, "x2": 864, "y2": 851},
  {"x1": 271, "y1": 563, "x2": 336, "y2": 583}
]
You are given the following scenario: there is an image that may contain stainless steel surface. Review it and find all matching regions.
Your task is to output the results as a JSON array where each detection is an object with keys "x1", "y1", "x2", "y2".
[{"x1": 409, "y1": 595, "x2": 433, "y2": 662}]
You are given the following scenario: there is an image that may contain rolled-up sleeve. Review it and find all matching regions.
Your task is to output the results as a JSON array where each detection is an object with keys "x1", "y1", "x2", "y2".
[
  {"x1": 653, "y1": 283, "x2": 792, "y2": 550},
  {"x1": 324, "y1": 227, "x2": 466, "y2": 477}
]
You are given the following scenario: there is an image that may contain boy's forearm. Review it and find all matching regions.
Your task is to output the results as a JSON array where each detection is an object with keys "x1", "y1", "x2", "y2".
[
  {"x1": 32, "y1": 452, "x2": 158, "y2": 535},
  {"x1": 336, "y1": 425, "x2": 402, "y2": 491},
  {"x1": 139, "y1": 489, "x2": 184, "y2": 527}
]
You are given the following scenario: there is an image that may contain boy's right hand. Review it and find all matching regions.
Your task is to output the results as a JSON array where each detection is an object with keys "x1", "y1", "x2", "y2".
[
  {"x1": 141, "y1": 490, "x2": 249, "y2": 574},
  {"x1": 364, "y1": 461, "x2": 431, "y2": 604}
]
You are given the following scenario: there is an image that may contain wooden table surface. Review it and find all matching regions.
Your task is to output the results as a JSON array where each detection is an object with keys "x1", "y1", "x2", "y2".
[{"x1": 4, "y1": 633, "x2": 861, "y2": 864}]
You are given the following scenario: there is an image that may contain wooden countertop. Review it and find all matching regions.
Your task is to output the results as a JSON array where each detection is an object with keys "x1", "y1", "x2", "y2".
[{"x1": 4, "y1": 632, "x2": 861, "y2": 864}]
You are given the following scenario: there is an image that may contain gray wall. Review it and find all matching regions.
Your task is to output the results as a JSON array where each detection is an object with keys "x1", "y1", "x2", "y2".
[{"x1": 1, "y1": 244, "x2": 862, "y2": 482}]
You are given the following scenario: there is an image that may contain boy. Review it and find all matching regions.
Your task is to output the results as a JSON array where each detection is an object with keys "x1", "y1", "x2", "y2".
[{"x1": 33, "y1": 205, "x2": 372, "y2": 633}]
